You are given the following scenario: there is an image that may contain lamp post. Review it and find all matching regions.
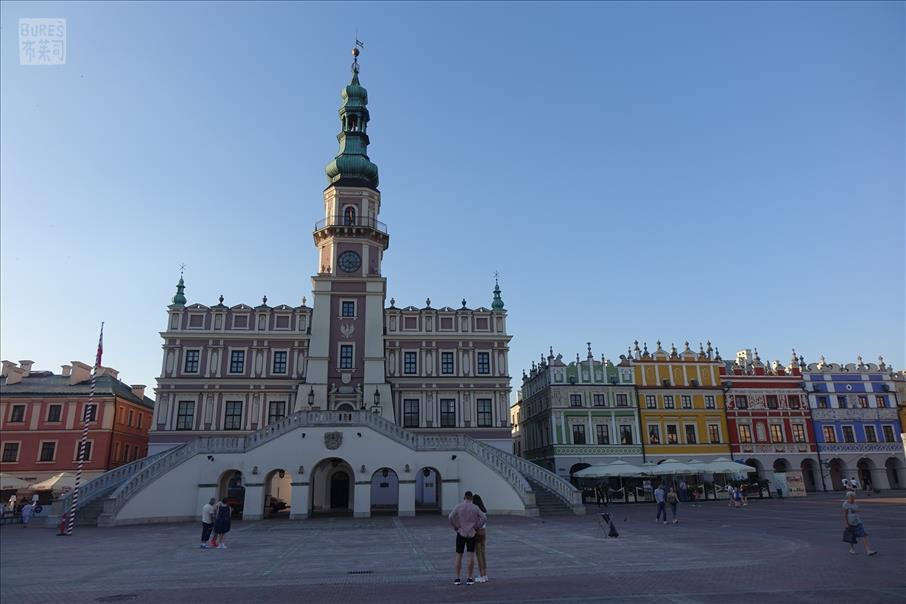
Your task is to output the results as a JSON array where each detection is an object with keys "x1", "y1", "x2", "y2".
[
  {"x1": 371, "y1": 388, "x2": 381, "y2": 414},
  {"x1": 308, "y1": 387, "x2": 315, "y2": 410}
]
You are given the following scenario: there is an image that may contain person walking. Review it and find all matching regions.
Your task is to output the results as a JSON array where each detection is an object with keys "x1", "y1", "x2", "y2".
[
  {"x1": 7, "y1": 494, "x2": 16, "y2": 512},
  {"x1": 20, "y1": 501, "x2": 34, "y2": 528},
  {"x1": 654, "y1": 483, "x2": 667, "y2": 525},
  {"x1": 472, "y1": 494, "x2": 489, "y2": 583},
  {"x1": 448, "y1": 491, "x2": 486, "y2": 585},
  {"x1": 667, "y1": 487, "x2": 679, "y2": 524},
  {"x1": 200, "y1": 497, "x2": 216, "y2": 549},
  {"x1": 841, "y1": 477, "x2": 850, "y2": 491},
  {"x1": 679, "y1": 480, "x2": 688, "y2": 503},
  {"x1": 842, "y1": 491, "x2": 877, "y2": 556},
  {"x1": 864, "y1": 476, "x2": 872, "y2": 496},
  {"x1": 211, "y1": 497, "x2": 232, "y2": 549}
]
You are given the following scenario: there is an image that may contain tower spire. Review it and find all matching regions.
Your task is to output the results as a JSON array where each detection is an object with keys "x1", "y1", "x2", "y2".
[
  {"x1": 170, "y1": 266, "x2": 187, "y2": 308},
  {"x1": 491, "y1": 273, "x2": 505, "y2": 311}
]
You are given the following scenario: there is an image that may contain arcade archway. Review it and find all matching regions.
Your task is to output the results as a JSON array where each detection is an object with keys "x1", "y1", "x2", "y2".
[
  {"x1": 800, "y1": 459, "x2": 819, "y2": 492},
  {"x1": 370, "y1": 467, "x2": 399, "y2": 513},
  {"x1": 885, "y1": 457, "x2": 904, "y2": 489},
  {"x1": 218, "y1": 469, "x2": 245, "y2": 516},
  {"x1": 311, "y1": 458, "x2": 354, "y2": 515},
  {"x1": 415, "y1": 467, "x2": 441, "y2": 513},
  {"x1": 828, "y1": 458, "x2": 846, "y2": 491},
  {"x1": 264, "y1": 468, "x2": 292, "y2": 518}
]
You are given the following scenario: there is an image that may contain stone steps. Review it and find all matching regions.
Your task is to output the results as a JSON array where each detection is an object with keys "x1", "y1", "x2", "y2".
[{"x1": 525, "y1": 478, "x2": 574, "y2": 515}]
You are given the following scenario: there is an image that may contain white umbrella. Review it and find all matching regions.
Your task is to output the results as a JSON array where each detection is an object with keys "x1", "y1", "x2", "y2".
[
  {"x1": 643, "y1": 459, "x2": 697, "y2": 476},
  {"x1": 574, "y1": 460, "x2": 649, "y2": 477},
  {"x1": 702, "y1": 458, "x2": 757, "y2": 474},
  {"x1": 0, "y1": 473, "x2": 30, "y2": 491},
  {"x1": 29, "y1": 472, "x2": 77, "y2": 492}
]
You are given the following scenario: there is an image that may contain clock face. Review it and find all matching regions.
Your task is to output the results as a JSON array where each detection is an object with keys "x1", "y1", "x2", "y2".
[{"x1": 338, "y1": 251, "x2": 362, "y2": 273}]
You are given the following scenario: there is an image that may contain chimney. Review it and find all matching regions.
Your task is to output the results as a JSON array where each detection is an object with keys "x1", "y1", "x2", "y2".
[
  {"x1": 18, "y1": 360, "x2": 34, "y2": 376},
  {"x1": 61, "y1": 365, "x2": 72, "y2": 377},
  {"x1": 131, "y1": 384, "x2": 146, "y2": 400},
  {"x1": 1, "y1": 361, "x2": 16, "y2": 378},
  {"x1": 70, "y1": 361, "x2": 92, "y2": 385},
  {"x1": 5, "y1": 366, "x2": 27, "y2": 385}
]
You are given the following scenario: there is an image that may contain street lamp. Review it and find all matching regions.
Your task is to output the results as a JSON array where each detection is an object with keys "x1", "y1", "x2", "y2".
[
  {"x1": 308, "y1": 387, "x2": 314, "y2": 409},
  {"x1": 371, "y1": 388, "x2": 381, "y2": 414}
]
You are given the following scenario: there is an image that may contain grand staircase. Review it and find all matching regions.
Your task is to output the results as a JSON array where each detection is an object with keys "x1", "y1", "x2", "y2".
[{"x1": 51, "y1": 411, "x2": 583, "y2": 525}]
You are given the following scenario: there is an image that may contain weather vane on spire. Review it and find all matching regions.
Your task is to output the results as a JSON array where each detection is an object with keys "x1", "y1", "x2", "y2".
[
  {"x1": 179, "y1": 262, "x2": 186, "y2": 277},
  {"x1": 352, "y1": 37, "x2": 364, "y2": 72}
]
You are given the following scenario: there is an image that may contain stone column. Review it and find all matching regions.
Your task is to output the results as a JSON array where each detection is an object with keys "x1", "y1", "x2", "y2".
[
  {"x1": 242, "y1": 483, "x2": 265, "y2": 521},
  {"x1": 353, "y1": 480, "x2": 371, "y2": 518},
  {"x1": 398, "y1": 480, "x2": 416, "y2": 517},
  {"x1": 289, "y1": 481, "x2": 310, "y2": 519}
]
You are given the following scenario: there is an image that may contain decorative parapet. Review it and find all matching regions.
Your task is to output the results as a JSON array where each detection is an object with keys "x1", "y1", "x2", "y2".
[
  {"x1": 810, "y1": 408, "x2": 900, "y2": 422},
  {"x1": 527, "y1": 445, "x2": 644, "y2": 458},
  {"x1": 817, "y1": 442, "x2": 903, "y2": 454},
  {"x1": 736, "y1": 443, "x2": 814, "y2": 455}
]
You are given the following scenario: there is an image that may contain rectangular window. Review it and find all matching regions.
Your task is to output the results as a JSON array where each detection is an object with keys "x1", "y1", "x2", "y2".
[
  {"x1": 882, "y1": 425, "x2": 895, "y2": 442},
  {"x1": 137, "y1": 414, "x2": 142, "y2": 429},
  {"x1": 620, "y1": 425, "x2": 633, "y2": 444},
  {"x1": 440, "y1": 399, "x2": 456, "y2": 427},
  {"x1": 684, "y1": 424, "x2": 697, "y2": 444},
  {"x1": 224, "y1": 401, "x2": 243, "y2": 430},
  {"x1": 128, "y1": 410, "x2": 134, "y2": 426},
  {"x1": 441, "y1": 351, "x2": 454, "y2": 375},
  {"x1": 616, "y1": 393, "x2": 629, "y2": 407},
  {"x1": 176, "y1": 401, "x2": 195, "y2": 430},
  {"x1": 663, "y1": 395, "x2": 675, "y2": 409},
  {"x1": 770, "y1": 424, "x2": 783, "y2": 443},
  {"x1": 837, "y1": 395, "x2": 848, "y2": 409},
  {"x1": 233, "y1": 315, "x2": 248, "y2": 329},
  {"x1": 39, "y1": 442, "x2": 56, "y2": 462},
  {"x1": 705, "y1": 395, "x2": 716, "y2": 409},
  {"x1": 857, "y1": 396, "x2": 868, "y2": 408},
  {"x1": 646, "y1": 395, "x2": 657, "y2": 409},
  {"x1": 570, "y1": 394, "x2": 583, "y2": 408},
  {"x1": 648, "y1": 425, "x2": 661, "y2": 445},
  {"x1": 47, "y1": 404, "x2": 62, "y2": 422},
  {"x1": 114, "y1": 442, "x2": 121, "y2": 462},
  {"x1": 823, "y1": 426, "x2": 837, "y2": 443},
  {"x1": 229, "y1": 350, "x2": 245, "y2": 374},
  {"x1": 593, "y1": 394, "x2": 606, "y2": 407},
  {"x1": 817, "y1": 396, "x2": 829, "y2": 409},
  {"x1": 735, "y1": 395, "x2": 748, "y2": 409},
  {"x1": 738, "y1": 425, "x2": 753, "y2": 443},
  {"x1": 596, "y1": 424, "x2": 610, "y2": 444},
  {"x1": 274, "y1": 315, "x2": 290, "y2": 329},
  {"x1": 184, "y1": 350, "x2": 200, "y2": 373},
  {"x1": 272, "y1": 351, "x2": 288, "y2": 374},
  {"x1": 476, "y1": 399, "x2": 492, "y2": 427},
  {"x1": 864, "y1": 425, "x2": 877, "y2": 443},
  {"x1": 792, "y1": 424, "x2": 806, "y2": 443},
  {"x1": 339, "y1": 345, "x2": 354, "y2": 370},
  {"x1": 788, "y1": 395, "x2": 800, "y2": 409},
  {"x1": 10, "y1": 405, "x2": 25, "y2": 423},
  {"x1": 875, "y1": 396, "x2": 887, "y2": 408},
  {"x1": 572, "y1": 424, "x2": 586, "y2": 444},
  {"x1": 403, "y1": 352, "x2": 417, "y2": 375},
  {"x1": 766, "y1": 395, "x2": 779, "y2": 409},
  {"x1": 708, "y1": 424, "x2": 721, "y2": 444},
  {"x1": 77, "y1": 441, "x2": 92, "y2": 461},
  {"x1": 842, "y1": 425, "x2": 855, "y2": 443},
  {"x1": 84, "y1": 404, "x2": 97, "y2": 422},
  {"x1": 188, "y1": 314, "x2": 204, "y2": 328},
  {"x1": 477, "y1": 352, "x2": 491, "y2": 375},
  {"x1": 681, "y1": 395, "x2": 692, "y2": 409},
  {"x1": 267, "y1": 401, "x2": 286, "y2": 424},
  {"x1": 666, "y1": 424, "x2": 679, "y2": 445},
  {"x1": 403, "y1": 399, "x2": 420, "y2": 428},
  {"x1": 341, "y1": 300, "x2": 356, "y2": 317},
  {"x1": 1, "y1": 443, "x2": 19, "y2": 462}
]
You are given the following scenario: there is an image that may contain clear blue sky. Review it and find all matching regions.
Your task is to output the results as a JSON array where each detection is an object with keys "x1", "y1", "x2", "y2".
[{"x1": 1, "y1": 1, "x2": 903, "y2": 397}]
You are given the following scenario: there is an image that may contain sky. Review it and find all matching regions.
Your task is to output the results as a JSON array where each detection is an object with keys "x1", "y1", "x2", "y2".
[{"x1": 1, "y1": 1, "x2": 903, "y2": 398}]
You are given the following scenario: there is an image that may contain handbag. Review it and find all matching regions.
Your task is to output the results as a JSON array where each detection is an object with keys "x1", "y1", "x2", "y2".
[{"x1": 842, "y1": 526, "x2": 857, "y2": 544}]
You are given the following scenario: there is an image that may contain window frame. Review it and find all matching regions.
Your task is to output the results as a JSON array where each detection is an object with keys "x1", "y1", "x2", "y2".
[
  {"x1": 822, "y1": 425, "x2": 837, "y2": 443},
  {"x1": 708, "y1": 423, "x2": 721, "y2": 444},
  {"x1": 74, "y1": 440, "x2": 93, "y2": 462},
  {"x1": 83, "y1": 403, "x2": 98, "y2": 423},
  {"x1": 272, "y1": 350, "x2": 288, "y2": 375},
  {"x1": 841, "y1": 424, "x2": 855, "y2": 443},
  {"x1": 403, "y1": 399, "x2": 420, "y2": 428},
  {"x1": 769, "y1": 423, "x2": 784, "y2": 443},
  {"x1": 569, "y1": 394, "x2": 583, "y2": 408},
  {"x1": 440, "y1": 351, "x2": 455, "y2": 375},
  {"x1": 616, "y1": 393, "x2": 629, "y2": 407},
  {"x1": 340, "y1": 299, "x2": 357, "y2": 318},
  {"x1": 572, "y1": 423, "x2": 586, "y2": 445},
  {"x1": 175, "y1": 401, "x2": 195, "y2": 431},
  {"x1": 267, "y1": 400, "x2": 286, "y2": 424},
  {"x1": 647, "y1": 424, "x2": 661, "y2": 445},
  {"x1": 439, "y1": 398, "x2": 456, "y2": 428},
  {"x1": 791, "y1": 424, "x2": 806, "y2": 443},
  {"x1": 735, "y1": 395, "x2": 748, "y2": 409},
  {"x1": 738, "y1": 424, "x2": 753, "y2": 443},
  {"x1": 596, "y1": 424, "x2": 610, "y2": 444},
  {"x1": 9, "y1": 405, "x2": 25, "y2": 423},
  {"x1": 666, "y1": 424, "x2": 679, "y2": 445},
  {"x1": 645, "y1": 395, "x2": 657, "y2": 409},
  {"x1": 593, "y1": 394, "x2": 606, "y2": 407},
  {"x1": 38, "y1": 440, "x2": 57, "y2": 462},
  {"x1": 681, "y1": 395, "x2": 692, "y2": 409},
  {"x1": 766, "y1": 395, "x2": 779, "y2": 410},
  {"x1": 882, "y1": 425, "x2": 895, "y2": 442},
  {"x1": 1, "y1": 442, "x2": 20, "y2": 463},
  {"x1": 46, "y1": 404, "x2": 62, "y2": 423},
  {"x1": 684, "y1": 424, "x2": 697, "y2": 444},
  {"x1": 339, "y1": 344, "x2": 354, "y2": 370},
  {"x1": 864, "y1": 425, "x2": 877, "y2": 443},
  {"x1": 704, "y1": 395, "x2": 716, "y2": 409},
  {"x1": 228, "y1": 349, "x2": 246, "y2": 375},
  {"x1": 476, "y1": 351, "x2": 491, "y2": 375},
  {"x1": 619, "y1": 424, "x2": 634, "y2": 445},
  {"x1": 223, "y1": 400, "x2": 244, "y2": 431},
  {"x1": 476, "y1": 398, "x2": 493, "y2": 427},
  {"x1": 663, "y1": 395, "x2": 675, "y2": 409},
  {"x1": 403, "y1": 351, "x2": 418, "y2": 375}
]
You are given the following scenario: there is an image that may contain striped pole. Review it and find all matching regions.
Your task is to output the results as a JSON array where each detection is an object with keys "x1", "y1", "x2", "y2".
[{"x1": 66, "y1": 322, "x2": 104, "y2": 535}]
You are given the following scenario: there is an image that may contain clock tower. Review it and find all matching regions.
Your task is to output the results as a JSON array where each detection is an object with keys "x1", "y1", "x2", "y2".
[{"x1": 307, "y1": 47, "x2": 392, "y2": 417}]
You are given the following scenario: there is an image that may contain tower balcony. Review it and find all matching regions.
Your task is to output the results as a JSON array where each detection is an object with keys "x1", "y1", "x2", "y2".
[{"x1": 313, "y1": 215, "x2": 390, "y2": 248}]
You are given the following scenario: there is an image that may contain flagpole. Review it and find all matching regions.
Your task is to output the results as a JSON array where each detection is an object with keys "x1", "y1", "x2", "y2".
[{"x1": 66, "y1": 322, "x2": 104, "y2": 535}]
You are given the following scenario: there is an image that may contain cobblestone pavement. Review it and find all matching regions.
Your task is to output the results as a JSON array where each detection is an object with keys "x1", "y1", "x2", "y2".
[{"x1": 2, "y1": 492, "x2": 905, "y2": 603}]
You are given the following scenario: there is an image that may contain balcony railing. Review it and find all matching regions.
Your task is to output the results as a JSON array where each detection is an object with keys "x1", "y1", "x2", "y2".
[{"x1": 314, "y1": 215, "x2": 387, "y2": 235}]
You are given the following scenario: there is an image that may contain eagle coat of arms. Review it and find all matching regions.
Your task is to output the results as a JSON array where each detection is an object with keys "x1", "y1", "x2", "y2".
[{"x1": 324, "y1": 431, "x2": 343, "y2": 450}]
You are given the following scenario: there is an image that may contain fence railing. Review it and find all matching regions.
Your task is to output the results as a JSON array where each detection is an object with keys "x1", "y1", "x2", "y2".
[
  {"x1": 314, "y1": 215, "x2": 387, "y2": 234},
  {"x1": 56, "y1": 451, "x2": 168, "y2": 513}
]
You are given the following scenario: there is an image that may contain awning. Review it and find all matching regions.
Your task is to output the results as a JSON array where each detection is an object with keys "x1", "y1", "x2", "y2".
[
  {"x1": 642, "y1": 459, "x2": 701, "y2": 476},
  {"x1": 701, "y1": 458, "x2": 757, "y2": 474},
  {"x1": 573, "y1": 460, "x2": 649, "y2": 478},
  {"x1": 0, "y1": 473, "x2": 31, "y2": 491},
  {"x1": 29, "y1": 472, "x2": 77, "y2": 492}
]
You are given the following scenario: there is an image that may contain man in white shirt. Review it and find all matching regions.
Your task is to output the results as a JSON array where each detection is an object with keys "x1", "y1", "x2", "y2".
[
  {"x1": 842, "y1": 477, "x2": 850, "y2": 490},
  {"x1": 200, "y1": 498, "x2": 216, "y2": 549}
]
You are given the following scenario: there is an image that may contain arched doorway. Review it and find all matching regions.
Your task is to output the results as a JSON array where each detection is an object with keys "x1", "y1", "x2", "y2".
[
  {"x1": 370, "y1": 467, "x2": 399, "y2": 514},
  {"x1": 416, "y1": 467, "x2": 441, "y2": 513},
  {"x1": 885, "y1": 457, "x2": 904, "y2": 489},
  {"x1": 828, "y1": 458, "x2": 846, "y2": 490},
  {"x1": 264, "y1": 469, "x2": 292, "y2": 518},
  {"x1": 773, "y1": 458, "x2": 790, "y2": 473},
  {"x1": 856, "y1": 458, "x2": 875, "y2": 489},
  {"x1": 218, "y1": 470, "x2": 245, "y2": 517},
  {"x1": 800, "y1": 459, "x2": 819, "y2": 492},
  {"x1": 569, "y1": 463, "x2": 591, "y2": 488},
  {"x1": 744, "y1": 458, "x2": 763, "y2": 481},
  {"x1": 311, "y1": 458, "x2": 354, "y2": 515}
]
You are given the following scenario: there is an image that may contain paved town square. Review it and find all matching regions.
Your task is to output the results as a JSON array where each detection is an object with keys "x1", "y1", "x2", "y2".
[{"x1": 2, "y1": 494, "x2": 904, "y2": 603}]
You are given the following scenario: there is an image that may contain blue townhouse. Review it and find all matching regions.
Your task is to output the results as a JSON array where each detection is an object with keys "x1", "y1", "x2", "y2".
[{"x1": 804, "y1": 357, "x2": 905, "y2": 491}]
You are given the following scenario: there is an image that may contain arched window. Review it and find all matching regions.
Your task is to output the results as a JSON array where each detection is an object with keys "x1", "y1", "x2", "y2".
[
  {"x1": 343, "y1": 206, "x2": 356, "y2": 225},
  {"x1": 348, "y1": 114, "x2": 358, "y2": 132}
]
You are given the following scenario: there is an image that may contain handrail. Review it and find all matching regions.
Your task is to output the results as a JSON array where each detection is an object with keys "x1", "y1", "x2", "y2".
[
  {"x1": 104, "y1": 410, "x2": 577, "y2": 517},
  {"x1": 314, "y1": 215, "x2": 387, "y2": 234},
  {"x1": 56, "y1": 451, "x2": 168, "y2": 512}
]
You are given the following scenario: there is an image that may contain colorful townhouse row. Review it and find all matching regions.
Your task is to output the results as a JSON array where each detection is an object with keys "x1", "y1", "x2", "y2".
[{"x1": 512, "y1": 342, "x2": 906, "y2": 492}]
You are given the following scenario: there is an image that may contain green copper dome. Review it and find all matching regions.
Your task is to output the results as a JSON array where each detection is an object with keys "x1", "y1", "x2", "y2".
[
  {"x1": 325, "y1": 55, "x2": 379, "y2": 189},
  {"x1": 170, "y1": 276, "x2": 187, "y2": 308},
  {"x1": 492, "y1": 279, "x2": 505, "y2": 311}
]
